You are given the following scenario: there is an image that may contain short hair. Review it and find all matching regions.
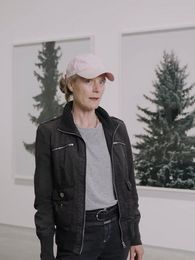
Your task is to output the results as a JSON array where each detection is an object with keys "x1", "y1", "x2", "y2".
[{"x1": 59, "y1": 75, "x2": 78, "y2": 102}]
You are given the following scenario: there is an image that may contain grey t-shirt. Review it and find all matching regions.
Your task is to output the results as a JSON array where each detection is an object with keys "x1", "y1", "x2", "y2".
[{"x1": 78, "y1": 123, "x2": 117, "y2": 210}]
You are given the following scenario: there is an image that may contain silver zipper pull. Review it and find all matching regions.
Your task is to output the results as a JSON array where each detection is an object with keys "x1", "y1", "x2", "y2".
[{"x1": 122, "y1": 241, "x2": 126, "y2": 248}]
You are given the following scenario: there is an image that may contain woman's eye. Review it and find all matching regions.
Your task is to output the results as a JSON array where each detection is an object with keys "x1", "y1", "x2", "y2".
[
  {"x1": 100, "y1": 79, "x2": 106, "y2": 85},
  {"x1": 85, "y1": 79, "x2": 92, "y2": 83}
]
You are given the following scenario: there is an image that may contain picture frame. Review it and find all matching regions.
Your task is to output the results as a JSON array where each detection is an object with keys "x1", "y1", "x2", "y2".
[
  {"x1": 12, "y1": 35, "x2": 94, "y2": 183},
  {"x1": 120, "y1": 25, "x2": 195, "y2": 191}
]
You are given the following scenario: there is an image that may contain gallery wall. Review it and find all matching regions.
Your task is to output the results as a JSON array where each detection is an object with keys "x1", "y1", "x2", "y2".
[{"x1": 0, "y1": 0, "x2": 195, "y2": 252}]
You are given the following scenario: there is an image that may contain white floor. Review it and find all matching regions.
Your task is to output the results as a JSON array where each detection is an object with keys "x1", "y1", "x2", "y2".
[{"x1": 0, "y1": 224, "x2": 195, "y2": 260}]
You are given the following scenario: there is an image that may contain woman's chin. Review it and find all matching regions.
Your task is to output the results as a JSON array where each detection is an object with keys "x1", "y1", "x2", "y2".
[{"x1": 88, "y1": 99, "x2": 101, "y2": 109}]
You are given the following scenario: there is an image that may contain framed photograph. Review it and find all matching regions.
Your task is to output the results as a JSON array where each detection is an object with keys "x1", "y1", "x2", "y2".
[
  {"x1": 12, "y1": 36, "x2": 93, "y2": 182},
  {"x1": 121, "y1": 25, "x2": 195, "y2": 190}
]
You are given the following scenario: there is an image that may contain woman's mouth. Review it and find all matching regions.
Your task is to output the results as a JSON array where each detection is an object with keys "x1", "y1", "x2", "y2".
[{"x1": 89, "y1": 97, "x2": 99, "y2": 101}]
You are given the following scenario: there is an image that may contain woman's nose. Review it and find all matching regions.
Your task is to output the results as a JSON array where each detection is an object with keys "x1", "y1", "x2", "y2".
[{"x1": 92, "y1": 80, "x2": 101, "y2": 92}]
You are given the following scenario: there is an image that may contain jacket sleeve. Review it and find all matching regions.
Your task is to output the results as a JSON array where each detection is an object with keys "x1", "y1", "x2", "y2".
[
  {"x1": 34, "y1": 124, "x2": 55, "y2": 260},
  {"x1": 122, "y1": 122, "x2": 142, "y2": 246}
]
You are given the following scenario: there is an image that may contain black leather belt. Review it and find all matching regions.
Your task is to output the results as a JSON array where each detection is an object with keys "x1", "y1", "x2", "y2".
[{"x1": 85, "y1": 204, "x2": 119, "y2": 222}]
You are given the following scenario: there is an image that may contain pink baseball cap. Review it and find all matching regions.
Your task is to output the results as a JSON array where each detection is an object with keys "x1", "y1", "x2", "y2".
[{"x1": 65, "y1": 53, "x2": 114, "y2": 81}]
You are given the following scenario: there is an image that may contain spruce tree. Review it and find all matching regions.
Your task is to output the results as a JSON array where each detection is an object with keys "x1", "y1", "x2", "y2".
[
  {"x1": 134, "y1": 51, "x2": 195, "y2": 189},
  {"x1": 24, "y1": 41, "x2": 64, "y2": 154}
]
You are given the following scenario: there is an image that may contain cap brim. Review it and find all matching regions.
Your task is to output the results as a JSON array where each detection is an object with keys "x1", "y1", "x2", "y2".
[{"x1": 77, "y1": 68, "x2": 114, "y2": 81}]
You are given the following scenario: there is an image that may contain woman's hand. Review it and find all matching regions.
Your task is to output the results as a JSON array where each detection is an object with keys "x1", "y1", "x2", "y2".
[{"x1": 129, "y1": 245, "x2": 144, "y2": 260}]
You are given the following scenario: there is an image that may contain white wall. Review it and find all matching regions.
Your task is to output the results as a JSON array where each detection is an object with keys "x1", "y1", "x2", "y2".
[{"x1": 1, "y1": 0, "x2": 195, "y2": 252}]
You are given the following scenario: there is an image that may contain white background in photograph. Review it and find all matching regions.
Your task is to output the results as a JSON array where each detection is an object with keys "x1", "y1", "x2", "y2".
[
  {"x1": 13, "y1": 37, "x2": 92, "y2": 178},
  {"x1": 121, "y1": 27, "x2": 195, "y2": 147}
]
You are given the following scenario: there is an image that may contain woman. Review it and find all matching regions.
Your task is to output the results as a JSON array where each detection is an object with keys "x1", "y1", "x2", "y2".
[{"x1": 34, "y1": 53, "x2": 144, "y2": 260}]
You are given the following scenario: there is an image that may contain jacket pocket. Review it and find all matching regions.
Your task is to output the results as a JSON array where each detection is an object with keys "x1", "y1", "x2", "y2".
[
  {"x1": 51, "y1": 143, "x2": 75, "y2": 187},
  {"x1": 52, "y1": 189, "x2": 73, "y2": 227},
  {"x1": 113, "y1": 141, "x2": 129, "y2": 179}
]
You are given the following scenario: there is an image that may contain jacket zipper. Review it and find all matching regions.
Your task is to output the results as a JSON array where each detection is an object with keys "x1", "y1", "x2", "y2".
[
  {"x1": 57, "y1": 126, "x2": 126, "y2": 250},
  {"x1": 111, "y1": 125, "x2": 126, "y2": 248},
  {"x1": 79, "y1": 140, "x2": 86, "y2": 255},
  {"x1": 52, "y1": 143, "x2": 74, "y2": 151},
  {"x1": 57, "y1": 128, "x2": 86, "y2": 254},
  {"x1": 113, "y1": 141, "x2": 126, "y2": 146}
]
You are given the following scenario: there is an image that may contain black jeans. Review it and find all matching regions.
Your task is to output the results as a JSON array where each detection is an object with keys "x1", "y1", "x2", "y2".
[{"x1": 56, "y1": 209, "x2": 130, "y2": 260}]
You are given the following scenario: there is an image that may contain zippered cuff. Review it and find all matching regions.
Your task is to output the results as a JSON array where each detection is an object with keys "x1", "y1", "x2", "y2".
[
  {"x1": 131, "y1": 222, "x2": 142, "y2": 246},
  {"x1": 40, "y1": 234, "x2": 55, "y2": 260}
]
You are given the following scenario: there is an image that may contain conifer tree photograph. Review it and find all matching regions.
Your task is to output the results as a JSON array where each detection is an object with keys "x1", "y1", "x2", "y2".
[
  {"x1": 13, "y1": 37, "x2": 92, "y2": 178},
  {"x1": 121, "y1": 27, "x2": 195, "y2": 190},
  {"x1": 134, "y1": 51, "x2": 195, "y2": 189},
  {"x1": 23, "y1": 41, "x2": 64, "y2": 155}
]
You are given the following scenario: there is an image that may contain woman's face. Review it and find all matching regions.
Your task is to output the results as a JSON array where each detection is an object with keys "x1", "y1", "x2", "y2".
[{"x1": 69, "y1": 75, "x2": 106, "y2": 112}]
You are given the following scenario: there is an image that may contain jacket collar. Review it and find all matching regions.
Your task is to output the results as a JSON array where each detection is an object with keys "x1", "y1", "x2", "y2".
[{"x1": 57, "y1": 101, "x2": 118, "y2": 137}]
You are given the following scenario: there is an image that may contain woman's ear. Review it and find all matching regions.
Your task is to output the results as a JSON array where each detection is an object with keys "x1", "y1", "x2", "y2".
[{"x1": 67, "y1": 82, "x2": 73, "y2": 92}]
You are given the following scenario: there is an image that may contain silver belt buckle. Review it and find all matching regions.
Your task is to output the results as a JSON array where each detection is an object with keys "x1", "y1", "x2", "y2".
[{"x1": 96, "y1": 208, "x2": 108, "y2": 221}]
